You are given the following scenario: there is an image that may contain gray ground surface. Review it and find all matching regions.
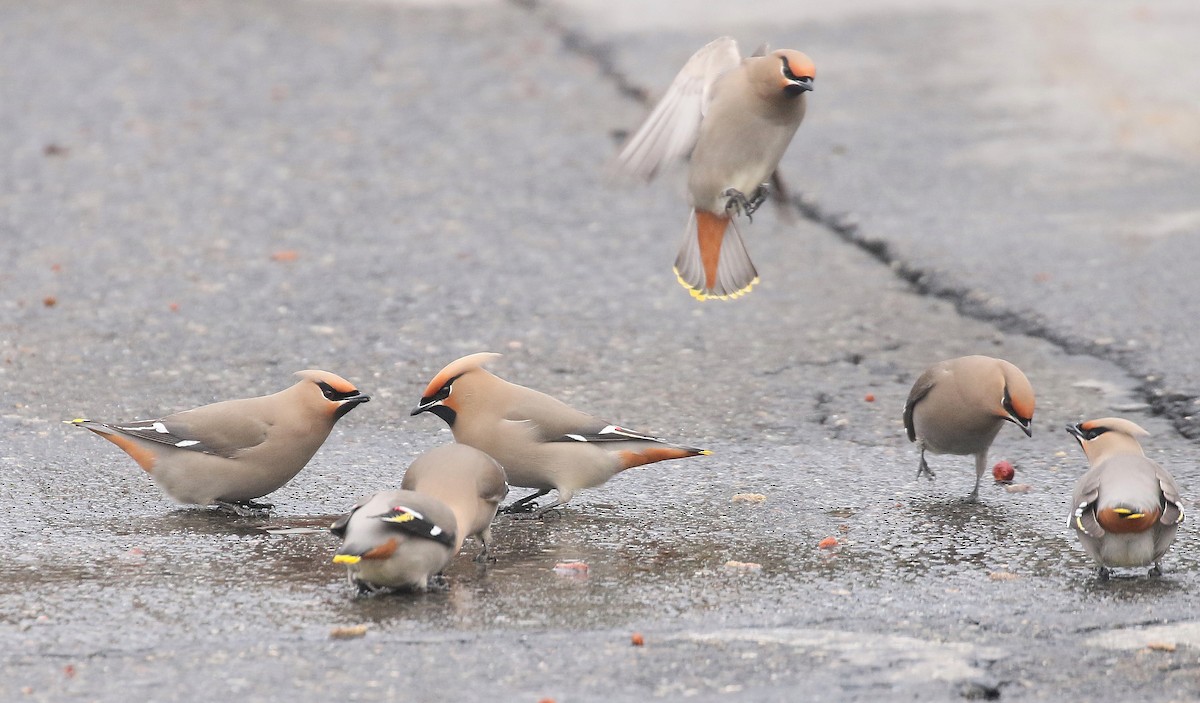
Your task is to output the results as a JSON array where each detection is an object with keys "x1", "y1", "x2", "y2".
[{"x1": 2, "y1": 0, "x2": 1199, "y2": 701}]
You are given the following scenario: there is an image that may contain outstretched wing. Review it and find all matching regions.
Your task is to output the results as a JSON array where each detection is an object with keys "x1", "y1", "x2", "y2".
[{"x1": 610, "y1": 37, "x2": 742, "y2": 180}]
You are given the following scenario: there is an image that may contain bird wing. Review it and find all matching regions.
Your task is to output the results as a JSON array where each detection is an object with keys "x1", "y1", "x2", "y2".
[
  {"x1": 373, "y1": 505, "x2": 456, "y2": 548},
  {"x1": 150, "y1": 399, "x2": 272, "y2": 457},
  {"x1": 902, "y1": 369, "x2": 939, "y2": 442},
  {"x1": 329, "y1": 496, "x2": 369, "y2": 538},
  {"x1": 610, "y1": 36, "x2": 742, "y2": 180},
  {"x1": 1069, "y1": 469, "x2": 1105, "y2": 537},
  {"x1": 1154, "y1": 462, "x2": 1186, "y2": 525},
  {"x1": 503, "y1": 386, "x2": 610, "y2": 443}
]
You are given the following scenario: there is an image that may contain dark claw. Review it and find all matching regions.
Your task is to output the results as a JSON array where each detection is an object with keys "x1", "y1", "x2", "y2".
[
  {"x1": 916, "y1": 454, "x2": 935, "y2": 481},
  {"x1": 214, "y1": 500, "x2": 273, "y2": 518},
  {"x1": 1148, "y1": 563, "x2": 1163, "y2": 577},
  {"x1": 1097, "y1": 566, "x2": 1111, "y2": 581},
  {"x1": 723, "y1": 184, "x2": 770, "y2": 222},
  {"x1": 498, "y1": 500, "x2": 538, "y2": 515}
]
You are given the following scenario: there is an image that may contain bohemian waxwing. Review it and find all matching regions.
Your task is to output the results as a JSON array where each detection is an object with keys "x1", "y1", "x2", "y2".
[
  {"x1": 68, "y1": 370, "x2": 370, "y2": 515},
  {"x1": 330, "y1": 489, "x2": 457, "y2": 593},
  {"x1": 400, "y1": 444, "x2": 509, "y2": 561},
  {"x1": 903, "y1": 356, "x2": 1034, "y2": 501},
  {"x1": 410, "y1": 353, "x2": 710, "y2": 518},
  {"x1": 612, "y1": 36, "x2": 815, "y2": 301},
  {"x1": 1066, "y1": 418, "x2": 1184, "y2": 579}
]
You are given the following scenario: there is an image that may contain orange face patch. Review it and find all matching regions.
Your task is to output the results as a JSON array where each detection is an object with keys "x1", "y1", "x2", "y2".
[
  {"x1": 1096, "y1": 507, "x2": 1161, "y2": 534},
  {"x1": 97, "y1": 432, "x2": 157, "y2": 473},
  {"x1": 777, "y1": 50, "x2": 816, "y2": 79}
]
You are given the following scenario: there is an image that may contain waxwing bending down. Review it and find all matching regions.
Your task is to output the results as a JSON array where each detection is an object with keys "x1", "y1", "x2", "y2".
[
  {"x1": 1066, "y1": 418, "x2": 1184, "y2": 579},
  {"x1": 903, "y1": 356, "x2": 1034, "y2": 501},
  {"x1": 410, "y1": 353, "x2": 710, "y2": 518},
  {"x1": 331, "y1": 489, "x2": 457, "y2": 593},
  {"x1": 611, "y1": 36, "x2": 815, "y2": 301},
  {"x1": 401, "y1": 444, "x2": 509, "y2": 562},
  {"x1": 68, "y1": 370, "x2": 370, "y2": 516}
]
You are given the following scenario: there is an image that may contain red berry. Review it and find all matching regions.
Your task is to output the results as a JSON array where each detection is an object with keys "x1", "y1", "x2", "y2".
[{"x1": 992, "y1": 460, "x2": 1015, "y2": 482}]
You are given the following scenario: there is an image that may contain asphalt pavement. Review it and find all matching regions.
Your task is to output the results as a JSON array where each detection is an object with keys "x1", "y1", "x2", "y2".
[{"x1": 3, "y1": 0, "x2": 1200, "y2": 701}]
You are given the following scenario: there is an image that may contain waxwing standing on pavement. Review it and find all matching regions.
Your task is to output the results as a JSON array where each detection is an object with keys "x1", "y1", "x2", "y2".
[
  {"x1": 1066, "y1": 418, "x2": 1184, "y2": 579},
  {"x1": 400, "y1": 444, "x2": 509, "y2": 561},
  {"x1": 612, "y1": 36, "x2": 815, "y2": 300},
  {"x1": 331, "y1": 489, "x2": 458, "y2": 593},
  {"x1": 410, "y1": 353, "x2": 710, "y2": 518},
  {"x1": 68, "y1": 370, "x2": 370, "y2": 515},
  {"x1": 903, "y1": 356, "x2": 1035, "y2": 501}
]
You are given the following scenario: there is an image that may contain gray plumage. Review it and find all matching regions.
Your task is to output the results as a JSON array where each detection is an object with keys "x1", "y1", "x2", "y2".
[
  {"x1": 612, "y1": 37, "x2": 815, "y2": 300},
  {"x1": 401, "y1": 444, "x2": 509, "y2": 561},
  {"x1": 1067, "y1": 418, "x2": 1184, "y2": 578},
  {"x1": 69, "y1": 370, "x2": 369, "y2": 515},
  {"x1": 903, "y1": 356, "x2": 1035, "y2": 501},
  {"x1": 331, "y1": 489, "x2": 457, "y2": 593}
]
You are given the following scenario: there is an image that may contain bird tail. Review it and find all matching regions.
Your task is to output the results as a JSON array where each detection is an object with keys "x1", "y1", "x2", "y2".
[
  {"x1": 65, "y1": 419, "x2": 158, "y2": 472},
  {"x1": 673, "y1": 209, "x2": 759, "y2": 301},
  {"x1": 617, "y1": 443, "x2": 712, "y2": 470}
]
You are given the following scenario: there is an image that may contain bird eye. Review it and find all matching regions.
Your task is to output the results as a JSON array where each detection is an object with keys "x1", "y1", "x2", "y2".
[
  {"x1": 317, "y1": 381, "x2": 359, "y2": 402},
  {"x1": 1084, "y1": 427, "x2": 1109, "y2": 440}
]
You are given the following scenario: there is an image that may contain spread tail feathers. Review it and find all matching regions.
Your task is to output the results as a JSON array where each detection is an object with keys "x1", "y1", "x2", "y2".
[{"x1": 673, "y1": 209, "x2": 758, "y2": 300}]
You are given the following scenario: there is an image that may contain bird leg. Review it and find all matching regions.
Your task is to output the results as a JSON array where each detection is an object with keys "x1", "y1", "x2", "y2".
[
  {"x1": 967, "y1": 453, "x2": 987, "y2": 503},
  {"x1": 1096, "y1": 566, "x2": 1111, "y2": 582},
  {"x1": 499, "y1": 489, "x2": 550, "y2": 515},
  {"x1": 473, "y1": 531, "x2": 494, "y2": 563},
  {"x1": 1148, "y1": 562, "x2": 1163, "y2": 578},
  {"x1": 916, "y1": 449, "x2": 935, "y2": 481},
  {"x1": 214, "y1": 500, "x2": 273, "y2": 518},
  {"x1": 722, "y1": 184, "x2": 770, "y2": 222}
]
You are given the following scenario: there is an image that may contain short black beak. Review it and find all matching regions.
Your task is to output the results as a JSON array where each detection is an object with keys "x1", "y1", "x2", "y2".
[
  {"x1": 410, "y1": 401, "x2": 433, "y2": 416},
  {"x1": 785, "y1": 76, "x2": 813, "y2": 96},
  {"x1": 1065, "y1": 423, "x2": 1084, "y2": 440}
]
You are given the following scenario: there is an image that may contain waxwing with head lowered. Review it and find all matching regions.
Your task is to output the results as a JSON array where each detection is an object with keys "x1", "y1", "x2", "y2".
[
  {"x1": 1066, "y1": 417, "x2": 1184, "y2": 579},
  {"x1": 612, "y1": 36, "x2": 815, "y2": 301},
  {"x1": 68, "y1": 370, "x2": 370, "y2": 516},
  {"x1": 400, "y1": 444, "x2": 508, "y2": 561},
  {"x1": 411, "y1": 353, "x2": 710, "y2": 518},
  {"x1": 903, "y1": 356, "x2": 1034, "y2": 501},
  {"x1": 331, "y1": 489, "x2": 458, "y2": 593}
]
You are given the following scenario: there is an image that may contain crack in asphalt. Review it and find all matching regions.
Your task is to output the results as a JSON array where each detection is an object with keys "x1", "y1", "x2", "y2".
[{"x1": 508, "y1": 0, "x2": 1200, "y2": 441}]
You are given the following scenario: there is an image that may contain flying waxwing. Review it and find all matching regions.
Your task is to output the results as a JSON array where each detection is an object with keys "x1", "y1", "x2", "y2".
[
  {"x1": 1067, "y1": 418, "x2": 1184, "y2": 579},
  {"x1": 410, "y1": 353, "x2": 710, "y2": 518},
  {"x1": 68, "y1": 370, "x2": 370, "y2": 515},
  {"x1": 611, "y1": 36, "x2": 815, "y2": 301},
  {"x1": 331, "y1": 489, "x2": 457, "y2": 593},
  {"x1": 400, "y1": 444, "x2": 509, "y2": 561},
  {"x1": 903, "y1": 356, "x2": 1034, "y2": 501}
]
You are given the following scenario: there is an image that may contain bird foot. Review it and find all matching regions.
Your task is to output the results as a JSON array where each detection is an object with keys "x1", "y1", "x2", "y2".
[
  {"x1": 510, "y1": 507, "x2": 563, "y2": 521},
  {"x1": 498, "y1": 500, "x2": 538, "y2": 515},
  {"x1": 722, "y1": 184, "x2": 769, "y2": 222},
  {"x1": 1148, "y1": 563, "x2": 1163, "y2": 578},
  {"x1": 428, "y1": 573, "x2": 451, "y2": 592},
  {"x1": 1097, "y1": 566, "x2": 1111, "y2": 582},
  {"x1": 214, "y1": 500, "x2": 273, "y2": 518},
  {"x1": 916, "y1": 456, "x2": 935, "y2": 481}
]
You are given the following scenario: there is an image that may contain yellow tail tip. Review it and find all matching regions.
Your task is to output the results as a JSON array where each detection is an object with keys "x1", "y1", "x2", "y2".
[
  {"x1": 672, "y1": 268, "x2": 758, "y2": 301},
  {"x1": 332, "y1": 554, "x2": 361, "y2": 565},
  {"x1": 699, "y1": 449, "x2": 714, "y2": 456},
  {"x1": 65, "y1": 418, "x2": 89, "y2": 425}
]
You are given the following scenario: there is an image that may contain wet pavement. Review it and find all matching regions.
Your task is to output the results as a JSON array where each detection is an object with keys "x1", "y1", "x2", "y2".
[{"x1": 3, "y1": 0, "x2": 1200, "y2": 701}]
